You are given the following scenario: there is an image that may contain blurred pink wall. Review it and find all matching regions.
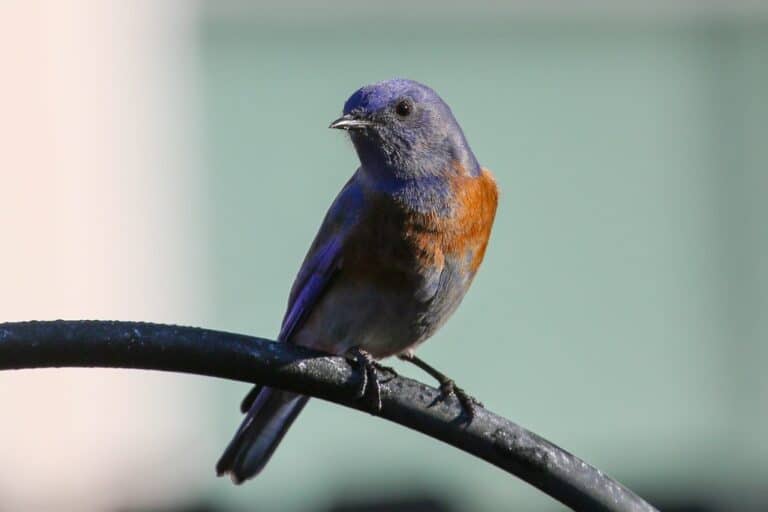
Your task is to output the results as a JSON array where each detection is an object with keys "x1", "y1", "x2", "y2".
[{"x1": 0, "y1": 1, "x2": 209, "y2": 510}]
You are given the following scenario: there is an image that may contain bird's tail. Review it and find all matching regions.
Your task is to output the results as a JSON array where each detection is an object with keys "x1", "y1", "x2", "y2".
[{"x1": 216, "y1": 386, "x2": 309, "y2": 483}]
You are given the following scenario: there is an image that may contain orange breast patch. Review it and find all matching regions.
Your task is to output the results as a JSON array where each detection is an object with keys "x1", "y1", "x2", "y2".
[{"x1": 406, "y1": 168, "x2": 498, "y2": 275}]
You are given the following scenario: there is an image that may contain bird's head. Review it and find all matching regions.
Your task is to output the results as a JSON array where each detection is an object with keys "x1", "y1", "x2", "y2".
[{"x1": 330, "y1": 79, "x2": 479, "y2": 179}]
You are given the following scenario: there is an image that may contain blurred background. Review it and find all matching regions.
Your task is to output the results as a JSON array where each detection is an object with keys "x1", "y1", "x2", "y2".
[{"x1": 2, "y1": 1, "x2": 767, "y2": 511}]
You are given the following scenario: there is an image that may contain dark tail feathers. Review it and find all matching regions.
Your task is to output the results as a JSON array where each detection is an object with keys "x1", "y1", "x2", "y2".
[{"x1": 216, "y1": 386, "x2": 309, "y2": 483}]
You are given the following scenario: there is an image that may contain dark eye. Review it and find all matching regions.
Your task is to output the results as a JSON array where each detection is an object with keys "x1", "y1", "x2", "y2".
[{"x1": 395, "y1": 99, "x2": 412, "y2": 117}]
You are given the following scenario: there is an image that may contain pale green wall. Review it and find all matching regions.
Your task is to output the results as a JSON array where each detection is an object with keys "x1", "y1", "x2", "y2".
[{"x1": 198, "y1": 17, "x2": 768, "y2": 511}]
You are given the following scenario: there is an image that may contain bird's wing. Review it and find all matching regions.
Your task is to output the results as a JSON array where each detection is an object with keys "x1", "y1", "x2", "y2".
[{"x1": 277, "y1": 174, "x2": 363, "y2": 343}]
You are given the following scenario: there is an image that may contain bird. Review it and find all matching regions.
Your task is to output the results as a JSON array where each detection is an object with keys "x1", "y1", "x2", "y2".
[{"x1": 216, "y1": 78, "x2": 498, "y2": 484}]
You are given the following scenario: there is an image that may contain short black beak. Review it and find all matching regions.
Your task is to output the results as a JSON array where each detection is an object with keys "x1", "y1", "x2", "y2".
[{"x1": 329, "y1": 113, "x2": 372, "y2": 130}]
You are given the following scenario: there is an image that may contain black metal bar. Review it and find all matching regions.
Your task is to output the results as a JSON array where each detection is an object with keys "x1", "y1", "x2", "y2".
[{"x1": 0, "y1": 320, "x2": 657, "y2": 512}]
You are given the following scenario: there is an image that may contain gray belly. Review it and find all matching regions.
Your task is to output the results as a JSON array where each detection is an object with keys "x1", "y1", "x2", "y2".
[{"x1": 291, "y1": 259, "x2": 472, "y2": 358}]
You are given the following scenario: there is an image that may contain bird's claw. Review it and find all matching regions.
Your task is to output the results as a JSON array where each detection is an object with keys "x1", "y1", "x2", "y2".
[
  {"x1": 346, "y1": 347, "x2": 396, "y2": 414},
  {"x1": 397, "y1": 353, "x2": 482, "y2": 422},
  {"x1": 439, "y1": 379, "x2": 483, "y2": 421}
]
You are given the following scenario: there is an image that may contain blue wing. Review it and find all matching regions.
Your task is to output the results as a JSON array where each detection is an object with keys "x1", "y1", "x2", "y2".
[
  {"x1": 236, "y1": 173, "x2": 363, "y2": 412},
  {"x1": 278, "y1": 174, "x2": 363, "y2": 343}
]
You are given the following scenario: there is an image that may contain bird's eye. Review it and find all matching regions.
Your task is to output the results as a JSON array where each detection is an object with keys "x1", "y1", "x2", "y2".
[{"x1": 395, "y1": 99, "x2": 413, "y2": 118}]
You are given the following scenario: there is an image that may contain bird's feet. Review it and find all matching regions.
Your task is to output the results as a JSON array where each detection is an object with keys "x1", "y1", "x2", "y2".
[
  {"x1": 398, "y1": 352, "x2": 482, "y2": 422},
  {"x1": 345, "y1": 346, "x2": 396, "y2": 414},
  {"x1": 437, "y1": 378, "x2": 483, "y2": 421}
]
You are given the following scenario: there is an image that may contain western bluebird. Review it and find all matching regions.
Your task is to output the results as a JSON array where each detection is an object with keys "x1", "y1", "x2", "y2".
[{"x1": 216, "y1": 78, "x2": 498, "y2": 483}]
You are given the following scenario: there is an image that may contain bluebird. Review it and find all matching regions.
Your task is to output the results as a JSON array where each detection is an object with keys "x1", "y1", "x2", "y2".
[{"x1": 216, "y1": 78, "x2": 498, "y2": 483}]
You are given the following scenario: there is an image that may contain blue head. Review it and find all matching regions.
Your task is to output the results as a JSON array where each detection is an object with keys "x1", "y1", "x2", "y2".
[{"x1": 330, "y1": 79, "x2": 480, "y2": 180}]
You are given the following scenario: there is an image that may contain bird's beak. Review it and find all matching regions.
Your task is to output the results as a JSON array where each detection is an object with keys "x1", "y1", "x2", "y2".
[{"x1": 329, "y1": 113, "x2": 372, "y2": 130}]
